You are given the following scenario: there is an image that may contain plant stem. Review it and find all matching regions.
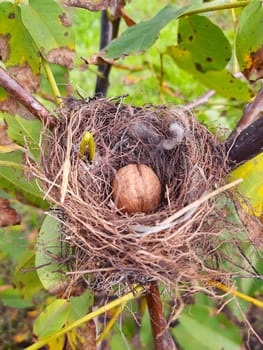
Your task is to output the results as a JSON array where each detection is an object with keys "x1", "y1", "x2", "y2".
[
  {"x1": 25, "y1": 285, "x2": 144, "y2": 350},
  {"x1": 180, "y1": 1, "x2": 250, "y2": 18},
  {"x1": 41, "y1": 56, "x2": 61, "y2": 104},
  {"x1": 96, "y1": 303, "x2": 125, "y2": 344},
  {"x1": 209, "y1": 280, "x2": 263, "y2": 308},
  {"x1": 146, "y1": 282, "x2": 176, "y2": 350}
]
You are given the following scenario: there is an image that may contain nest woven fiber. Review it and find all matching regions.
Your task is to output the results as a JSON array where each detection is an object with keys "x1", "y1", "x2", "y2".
[{"x1": 39, "y1": 96, "x2": 233, "y2": 293}]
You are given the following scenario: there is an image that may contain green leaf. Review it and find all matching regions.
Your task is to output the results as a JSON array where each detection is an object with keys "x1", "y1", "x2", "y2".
[
  {"x1": 0, "y1": 150, "x2": 48, "y2": 209},
  {"x1": 14, "y1": 250, "x2": 43, "y2": 299},
  {"x1": 33, "y1": 299, "x2": 69, "y2": 339},
  {"x1": 36, "y1": 214, "x2": 67, "y2": 291},
  {"x1": 139, "y1": 309, "x2": 153, "y2": 350},
  {"x1": 0, "y1": 286, "x2": 33, "y2": 309},
  {"x1": 0, "y1": 2, "x2": 40, "y2": 74},
  {"x1": 20, "y1": 0, "x2": 75, "y2": 69},
  {"x1": 177, "y1": 15, "x2": 231, "y2": 71},
  {"x1": 236, "y1": 0, "x2": 263, "y2": 81},
  {"x1": 105, "y1": 4, "x2": 190, "y2": 59},
  {"x1": 68, "y1": 290, "x2": 94, "y2": 324},
  {"x1": 168, "y1": 45, "x2": 251, "y2": 101},
  {"x1": 3, "y1": 113, "x2": 42, "y2": 161},
  {"x1": 172, "y1": 304, "x2": 242, "y2": 350}
]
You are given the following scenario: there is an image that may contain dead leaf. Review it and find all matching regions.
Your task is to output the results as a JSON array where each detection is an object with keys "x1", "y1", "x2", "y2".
[
  {"x1": 120, "y1": 8, "x2": 136, "y2": 26},
  {"x1": 82, "y1": 54, "x2": 143, "y2": 72},
  {"x1": 0, "y1": 96, "x2": 36, "y2": 119},
  {"x1": 47, "y1": 47, "x2": 74, "y2": 69},
  {"x1": 7, "y1": 63, "x2": 41, "y2": 93},
  {"x1": 0, "y1": 63, "x2": 41, "y2": 118},
  {"x1": 82, "y1": 54, "x2": 115, "y2": 66},
  {"x1": 0, "y1": 197, "x2": 21, "y2": 227},
  {"x1": 243, "y1": 46, "x2": 263, "y2": 82}
]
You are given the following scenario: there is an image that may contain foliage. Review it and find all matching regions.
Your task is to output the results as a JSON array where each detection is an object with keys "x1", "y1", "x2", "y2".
[{"x1": 0, "y1": 0, "x2": 263, "y2": 349}]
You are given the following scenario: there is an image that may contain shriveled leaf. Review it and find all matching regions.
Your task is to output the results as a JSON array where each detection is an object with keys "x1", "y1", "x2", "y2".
[
  {"x1": 168, "y1": 45, "x2": 251, "y2": 101},
  {"x1": 20, "y1": 0, "x2": 75, "y2": 69},
  {"x1": 172, "y1": 304, "x2": 242, "y2": 350},
  {"x1": 33, "y1": 299, "x2": 69, "y2": 339},
  {"x1": 236, "y1": 0, "x2": 263, "y2": 81},
  {"x1": 14, "y1": 251, "x2": 43, "y2": 299},
  {"x1": 0, "y1": 151, "x2": 48, "y2": 209},
  {"x1": 36, "y1": 215, "x2": 67, "y2": 291},
  {"x1": 105, "y1": 4, "x2": 190, "y2": 59},
  {"x1": 177, "y1": 15, "x2": 231, "y2": 71}
]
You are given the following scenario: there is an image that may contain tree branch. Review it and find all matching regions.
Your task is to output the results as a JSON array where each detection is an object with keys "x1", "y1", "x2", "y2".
[
  {"x1": 229, "y1": 86, "x2": 263, "y2": 139},
  {"x1": 145, "y1": 282, "x2": 176, "y2": 350},
  {"x1": 225, "y1": 113, "x2": 263, "y2": 170},
  {"x1": 95, "y1": 10, "x2": 120, "y2": 96},
  {"x1": 0, "y1": 67, "x2": 56, "y2": 128}
]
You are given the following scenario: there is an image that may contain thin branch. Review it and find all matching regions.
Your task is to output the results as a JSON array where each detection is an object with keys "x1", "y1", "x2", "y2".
[
  {"x1": 95, "y1": 10, "x2": 121, "y2": 96},
  {"x1": 145, "y1": 282, "x2": 176, "y2": 350},
  {"x1": 0, "y1": 67, "x2": 56, "y2": 128},
  {"x1": 183, "y1": 90, "x2": 215, "y2": 111},
  {"x1": 229, "y1": 86, "x2": 263, "y2": 139}
]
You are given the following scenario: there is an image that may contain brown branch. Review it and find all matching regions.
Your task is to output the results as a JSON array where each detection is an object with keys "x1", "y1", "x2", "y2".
[
  {"x1": 183, "y1": 90, "x2": 215, "y2": 111},
  {"x1": 145, "y1": 282, "x2": 177, "y2": 350},
  {"x1": 229, "y1": 86, "x2": 263, "y2": 140},
  {"x1": 0, "y1": 67, "x2": 57, "y2": 128},
  {"x1": 95, "y1": 11, "x2": 121, "y2": 96},
  {"x1": 225, "y1": 113, "x2": 263, "y2": 170}
]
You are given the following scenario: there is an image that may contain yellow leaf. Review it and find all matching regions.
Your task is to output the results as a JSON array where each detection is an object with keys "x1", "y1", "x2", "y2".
[{"x1": 230, "y1": 153, "x2": 263, "y2": 217}]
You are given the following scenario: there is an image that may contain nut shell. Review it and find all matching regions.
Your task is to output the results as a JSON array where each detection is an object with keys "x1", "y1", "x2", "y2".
[{"x1": 112, "y1": 164, "x2": 161, "y2": 214}]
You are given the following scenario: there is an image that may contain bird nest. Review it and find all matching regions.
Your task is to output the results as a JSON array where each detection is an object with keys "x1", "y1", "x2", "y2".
[{"x1": 34, "y1": 96, "x2": 245, "y2": 294}]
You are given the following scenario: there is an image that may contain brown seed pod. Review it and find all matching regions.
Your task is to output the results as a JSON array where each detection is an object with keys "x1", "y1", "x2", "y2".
[{"x1": 112, "y1": 164, "x2": 162, "y2": 214}]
